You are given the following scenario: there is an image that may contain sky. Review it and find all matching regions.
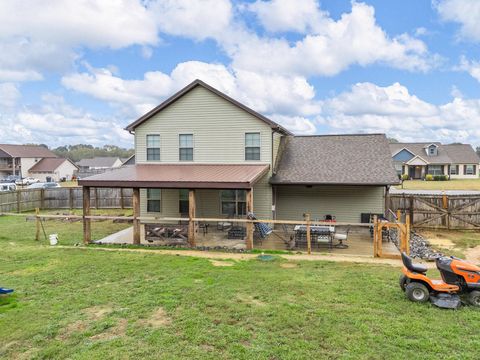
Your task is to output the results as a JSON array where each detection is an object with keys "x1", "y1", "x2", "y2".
[{"x1": 1, "y1": 0, "x2": 480, "y2": 149}]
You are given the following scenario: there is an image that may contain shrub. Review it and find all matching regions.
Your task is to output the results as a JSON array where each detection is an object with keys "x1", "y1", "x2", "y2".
[
  {"x1": 401, "y1": 174, "x2": 409, "y2": 181},
  {"x1": 425, "y1": 174, "x2": 434, "y2": 181},
  {"x1": 433, "y1": 175, "x2": 449, "y2": 181}
]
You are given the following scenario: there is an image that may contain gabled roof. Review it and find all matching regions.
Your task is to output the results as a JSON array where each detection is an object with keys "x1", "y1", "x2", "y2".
[
  {"x1": 29, "y1": 158, "x2": 78, "y2": 172},
  {"x1": 271, "y1": 134, "x2": 399, "y2": 185},
  {"x1": 125, "y1": 79, "x2": 292, "y2": 135},
  {"x1": 390, "y1": 142, "x2": 480, "y2": 164},
  {"x1": 0, "y1": 144, "x2": 57, "y2": 158},
  {"x1": 76, "y1": 157, "x2": 122, "y2": 168}
]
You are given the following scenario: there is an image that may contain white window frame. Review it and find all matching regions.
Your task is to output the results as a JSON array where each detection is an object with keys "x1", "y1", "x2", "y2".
[
  {"x1": 465, "y1": 165, "x2": 475, "y2": 175},
  {"x1": 245, "y1": 132, "x2": 261, "y2": 161},
  {"x1": 450, "y1": 165, "x2": 458, "y2": 175},
  {"x1": 427, "y1": 165, "x2": 443, "y2": 176},
  {"x1": 220, "y1": 190, "x2": 247, "y2": 216},
  {"x1": 179, "y1": 134, "x2": 194, "y2": 161},
  {"x1": 146, "y1": 134, "x2": 161, "y2": 161}
]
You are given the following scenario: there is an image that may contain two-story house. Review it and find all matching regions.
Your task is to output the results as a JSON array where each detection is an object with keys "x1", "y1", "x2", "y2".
[
  {"x1": 390, "y1": 142, "x2": 480, "y2": 179},
  {"x1": 79, "y1": 80, "x2": 399, "y2": 244},
  {"x1": 0, "y1": 144, "x2": 58, "y2": 179}
]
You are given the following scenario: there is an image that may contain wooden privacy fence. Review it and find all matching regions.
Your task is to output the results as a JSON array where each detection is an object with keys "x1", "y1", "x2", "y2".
[
  {"x1": 0, "y1": 187, "x2": 132, "y2": 213},
  {"x1": 389, "y1": 193, "x2": 480, "y2": 230}
]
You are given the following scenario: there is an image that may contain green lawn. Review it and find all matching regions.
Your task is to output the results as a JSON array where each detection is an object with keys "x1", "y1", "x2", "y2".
[
  {"x1": 395, "y1": 179, "x2": 480, "y2": 190},
  {"x1": 1, "y1": 214, "x2": 480, "y2": 359}
]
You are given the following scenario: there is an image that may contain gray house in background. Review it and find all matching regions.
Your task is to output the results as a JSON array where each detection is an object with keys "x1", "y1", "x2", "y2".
[
  {"x1": 390, "y1": 142, "x2": 480, "y2": 179},
  {"x1": 80, "y1": 80, "x2": 399, "y2": 242}
]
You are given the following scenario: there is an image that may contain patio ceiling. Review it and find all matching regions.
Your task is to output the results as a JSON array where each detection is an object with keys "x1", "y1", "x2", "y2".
[{"x1": 78, "y1": 164, "x2": 270, "y2": 189}]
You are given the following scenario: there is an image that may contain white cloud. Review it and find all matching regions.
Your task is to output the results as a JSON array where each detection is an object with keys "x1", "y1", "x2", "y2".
[
  {"x1": 318, "y1": 82, "x2": 480, "y2": 144},
  {"x1": 435, "y1": 0, "x2": 480, "y2": 41},
  {"x1": 234, "y1": 2, "x2": 437, "y2": 76},
  {"x1": 61, "y1": 61, "x2": 322, "y2": 127},
  {"x1": 0, "y1": 95, "x2": 132, "y2": 147},
  {"x1": 150, "y1": 0, "x2": 233, "y2": 40},
  {"x1": 0, "y1": 0, "x2": 159, "y2": 81},
  {"x1": 0, "y1": 83, "x2": 21, "y2": 108},
  {"x1": 247, "y1": 0, "x2": 328, "y2": 33},
  {"x1": 457, "y1": 56, "x2": 480, "y2": 82}
]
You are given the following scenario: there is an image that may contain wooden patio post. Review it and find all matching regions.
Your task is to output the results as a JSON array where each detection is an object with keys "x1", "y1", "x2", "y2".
[
  {"x1": 246, "y1": 188, "x2": 254, "y2": 250},
  {"x1": 132, "y1": 188, "x2": 140, "y2": 245},
  {"x1": 305, "y1": 213, "x2": 311, "y2": 255},
  {"x1": 82, "y1": 186, "x2": 91, "y2": 244},
  {"x1": 188, "y1": 189, "x2": 196, "y2": 247}
]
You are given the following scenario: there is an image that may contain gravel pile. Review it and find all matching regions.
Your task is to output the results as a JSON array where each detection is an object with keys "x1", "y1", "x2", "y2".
[{"x1": 389, "y1": 229, "x2": 443, "y2": 260}]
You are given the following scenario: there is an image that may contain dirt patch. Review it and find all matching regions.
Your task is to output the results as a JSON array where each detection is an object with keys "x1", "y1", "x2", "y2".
[
  {"x1": 465, "y1": 245, "x2": 480, "y2": 264},
  {"x1": 237, "y1": 294, "x2": 266, "y2": 307},
  {"x1": 280, "y1": 262, "x2": 298, "y2": 269},
  {"x1": 57, "y1": 320, "x2": 88, "y2": 340},
  {"x1": 90, "y1": 318, "x2": 128, "y2": 341},
  {"x1": 137, "y1": 307, "x2": 172, "y2": 328},
  {"x1": 83, "y1": 305, "x2": 114, "y2": 320},
  {"x1": 418, "y1": 231, "x2": 456, "y2": 249},
  {"x1": 209, "y1": 260, "x2": 235, "y2": 267}
]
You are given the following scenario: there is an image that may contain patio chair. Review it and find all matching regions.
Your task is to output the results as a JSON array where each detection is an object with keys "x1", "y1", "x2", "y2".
[{"x1": 333, "y1": 226, "x2": 350, "y2": 249}]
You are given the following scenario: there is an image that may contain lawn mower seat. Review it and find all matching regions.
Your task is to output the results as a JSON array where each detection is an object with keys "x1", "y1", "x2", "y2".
[{"x1": 401, "y1": 252, "x2": 427, "y2": 274}]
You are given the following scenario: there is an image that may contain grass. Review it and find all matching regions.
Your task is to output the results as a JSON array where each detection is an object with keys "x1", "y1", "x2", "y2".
[
  {"x1": 1, "y1": 213, "x2": 480, "y2": 359},
  {"x1": 419, "y1": 229, "x2": 480, "y2": 253},
  {"x1": 395, "y1": 179, "x2": 480, "y2": 190},
  {"x1": 59, "y1": 180, "x2": 79, "y2": 187}
]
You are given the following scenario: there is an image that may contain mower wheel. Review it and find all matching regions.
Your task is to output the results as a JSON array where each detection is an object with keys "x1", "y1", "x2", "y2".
[
  {"x1": 399, "y1": 275, "x2": 409, "y2": 292},
  {"x1": 467, "y1": 291, "x2": 480, "y2": 307},
  {"x1": 405, "y1": 282, "x2": 430, "y2": 303}
]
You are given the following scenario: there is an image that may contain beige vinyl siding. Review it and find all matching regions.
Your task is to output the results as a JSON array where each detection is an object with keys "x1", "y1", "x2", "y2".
[
  {"x1": 135, "y1": 86, "x2": 272, "y2": 164},
  {"x1": 272, "y1": 132, "x2": 283, "y2": 169},
  {"x1": 139, "y1": 172, "x2": 272, "y2": 220},
  {"x1": 275, "y1": 185, "x2": 385, "y2": 222}
]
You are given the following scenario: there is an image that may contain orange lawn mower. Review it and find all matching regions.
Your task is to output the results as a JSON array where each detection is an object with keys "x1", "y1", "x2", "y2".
[{"x1": 400, "y1": 252, "x2": 480, "y2": 309}]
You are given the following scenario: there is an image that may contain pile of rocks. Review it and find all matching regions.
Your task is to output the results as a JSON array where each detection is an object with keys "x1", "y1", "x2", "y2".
[{"x1": 389, "y1": 229, "x2": 443, "y2": 260}]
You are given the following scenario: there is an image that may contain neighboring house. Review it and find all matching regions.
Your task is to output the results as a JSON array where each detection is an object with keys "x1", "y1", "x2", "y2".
[
  {"x1": 76, "y1": 157, "x2": 124, "y2": 171},
  {"x1": 390, "y1": 142, "x2": 480, "y2": 179},
  {"x1": 0, "y1": 144, "x2": 57, "y2": 178},
  {"x1": 79, "y1": 80, "x2": 398, "y2": 241},
  {"x1": 28, "y1": 158, "x2": 78, "y2": 182}
]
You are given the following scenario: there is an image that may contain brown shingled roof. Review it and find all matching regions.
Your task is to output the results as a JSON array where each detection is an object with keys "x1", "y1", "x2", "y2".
[
  {"x1": 271, "y1": 134, "x2": 400, "y2": 185},
  {"x1": 78, "y1": 164, "x2": 270, "y2": 189},
  {"x1": 29, "y1": 158, "x2": 77, "y2": 172},
  {"x1": 0, "y1": 144, "x2": 57, "y2": 158}
]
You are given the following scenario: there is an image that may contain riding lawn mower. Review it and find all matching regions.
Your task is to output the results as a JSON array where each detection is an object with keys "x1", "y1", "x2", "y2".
[{"x1": 400, "y1": 252, "x2": 480, "y2": 309}]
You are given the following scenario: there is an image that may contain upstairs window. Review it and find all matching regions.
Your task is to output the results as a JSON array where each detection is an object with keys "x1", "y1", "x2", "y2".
[
  {"x1": 220, "y1": 190, "x2": 246, "y2": 216},
  {"x1": 179, "y1": 134, "x2": 193, "y2": 161},
  {"x1": 427, "y1": 145, "x2": 437, "y2": 156},
  {"x1": 147, "y1": 189, "x2": 161, "y2": 212},
  {"x1": 245, "y1": 133, "x2": 260, "y2": 161},
  {"x1": 146, "y1": 135, "x2": 160, "y2": 161}
]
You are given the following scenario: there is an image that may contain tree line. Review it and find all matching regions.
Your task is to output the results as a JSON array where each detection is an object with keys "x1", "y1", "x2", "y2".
[{"x1": 30, "y1": 144, "x2": 134, "y2": 162}]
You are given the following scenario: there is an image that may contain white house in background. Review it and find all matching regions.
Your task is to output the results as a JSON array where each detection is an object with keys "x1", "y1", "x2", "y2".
[
  {"x1": 0, "y1": 144, "x2": 58, "y2": 178},
  {"x1": 28, "y1": 158, "x2": 78, "y2": 182},
  {"x1": 390, "y1": 142, "x2": 480, "y2": 179},
  {"x1": 76, "y1": 157, "x2": 124, "y2": 171}
]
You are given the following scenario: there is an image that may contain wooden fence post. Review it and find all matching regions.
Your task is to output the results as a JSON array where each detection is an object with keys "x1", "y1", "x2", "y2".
[
  {"x1": 409, "y1": 195, "x2": 414, "y2": 227},
  {"x1": 120, "y1": 188, "x2": 125, "y2": 209},
  {"x1": 35, "y1": 207, "x2": 40, "y2": 241},
  {"x1": 83, "y1": 186, "x2": 91, "y2": 244},
  {"x1": 305, "y1": 213, "x2": 311, "y2": 255},
  {"x1": 396, "y1": 209, "x2": 401, "y2": 223},
  {"x1": 376, "y1": 222, "x2": 383, "y2": 258},
  {"x1": 405, "y1": 215, "x2": 411, "y2": 255},
  {"x1": 69, "y1": 188, "x2": 74, "y2": 209},
  {"x1": 40, "y1": 189, "x2": 45, "y2": 210},
  {"x1": 16, "y1": 190, "x2": 21, "y2": 213},
  {"x1": 95, "y1": 188, "x2": 99, "y2": 209},
  {"x1": 132, "y1": 188, "x2": 140, "y2": 245}
]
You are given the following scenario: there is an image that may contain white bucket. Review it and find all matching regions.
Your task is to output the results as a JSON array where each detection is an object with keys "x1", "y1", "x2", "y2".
[{"x1": 49, "y1": 234, "x2": 58, "y2": 246}]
